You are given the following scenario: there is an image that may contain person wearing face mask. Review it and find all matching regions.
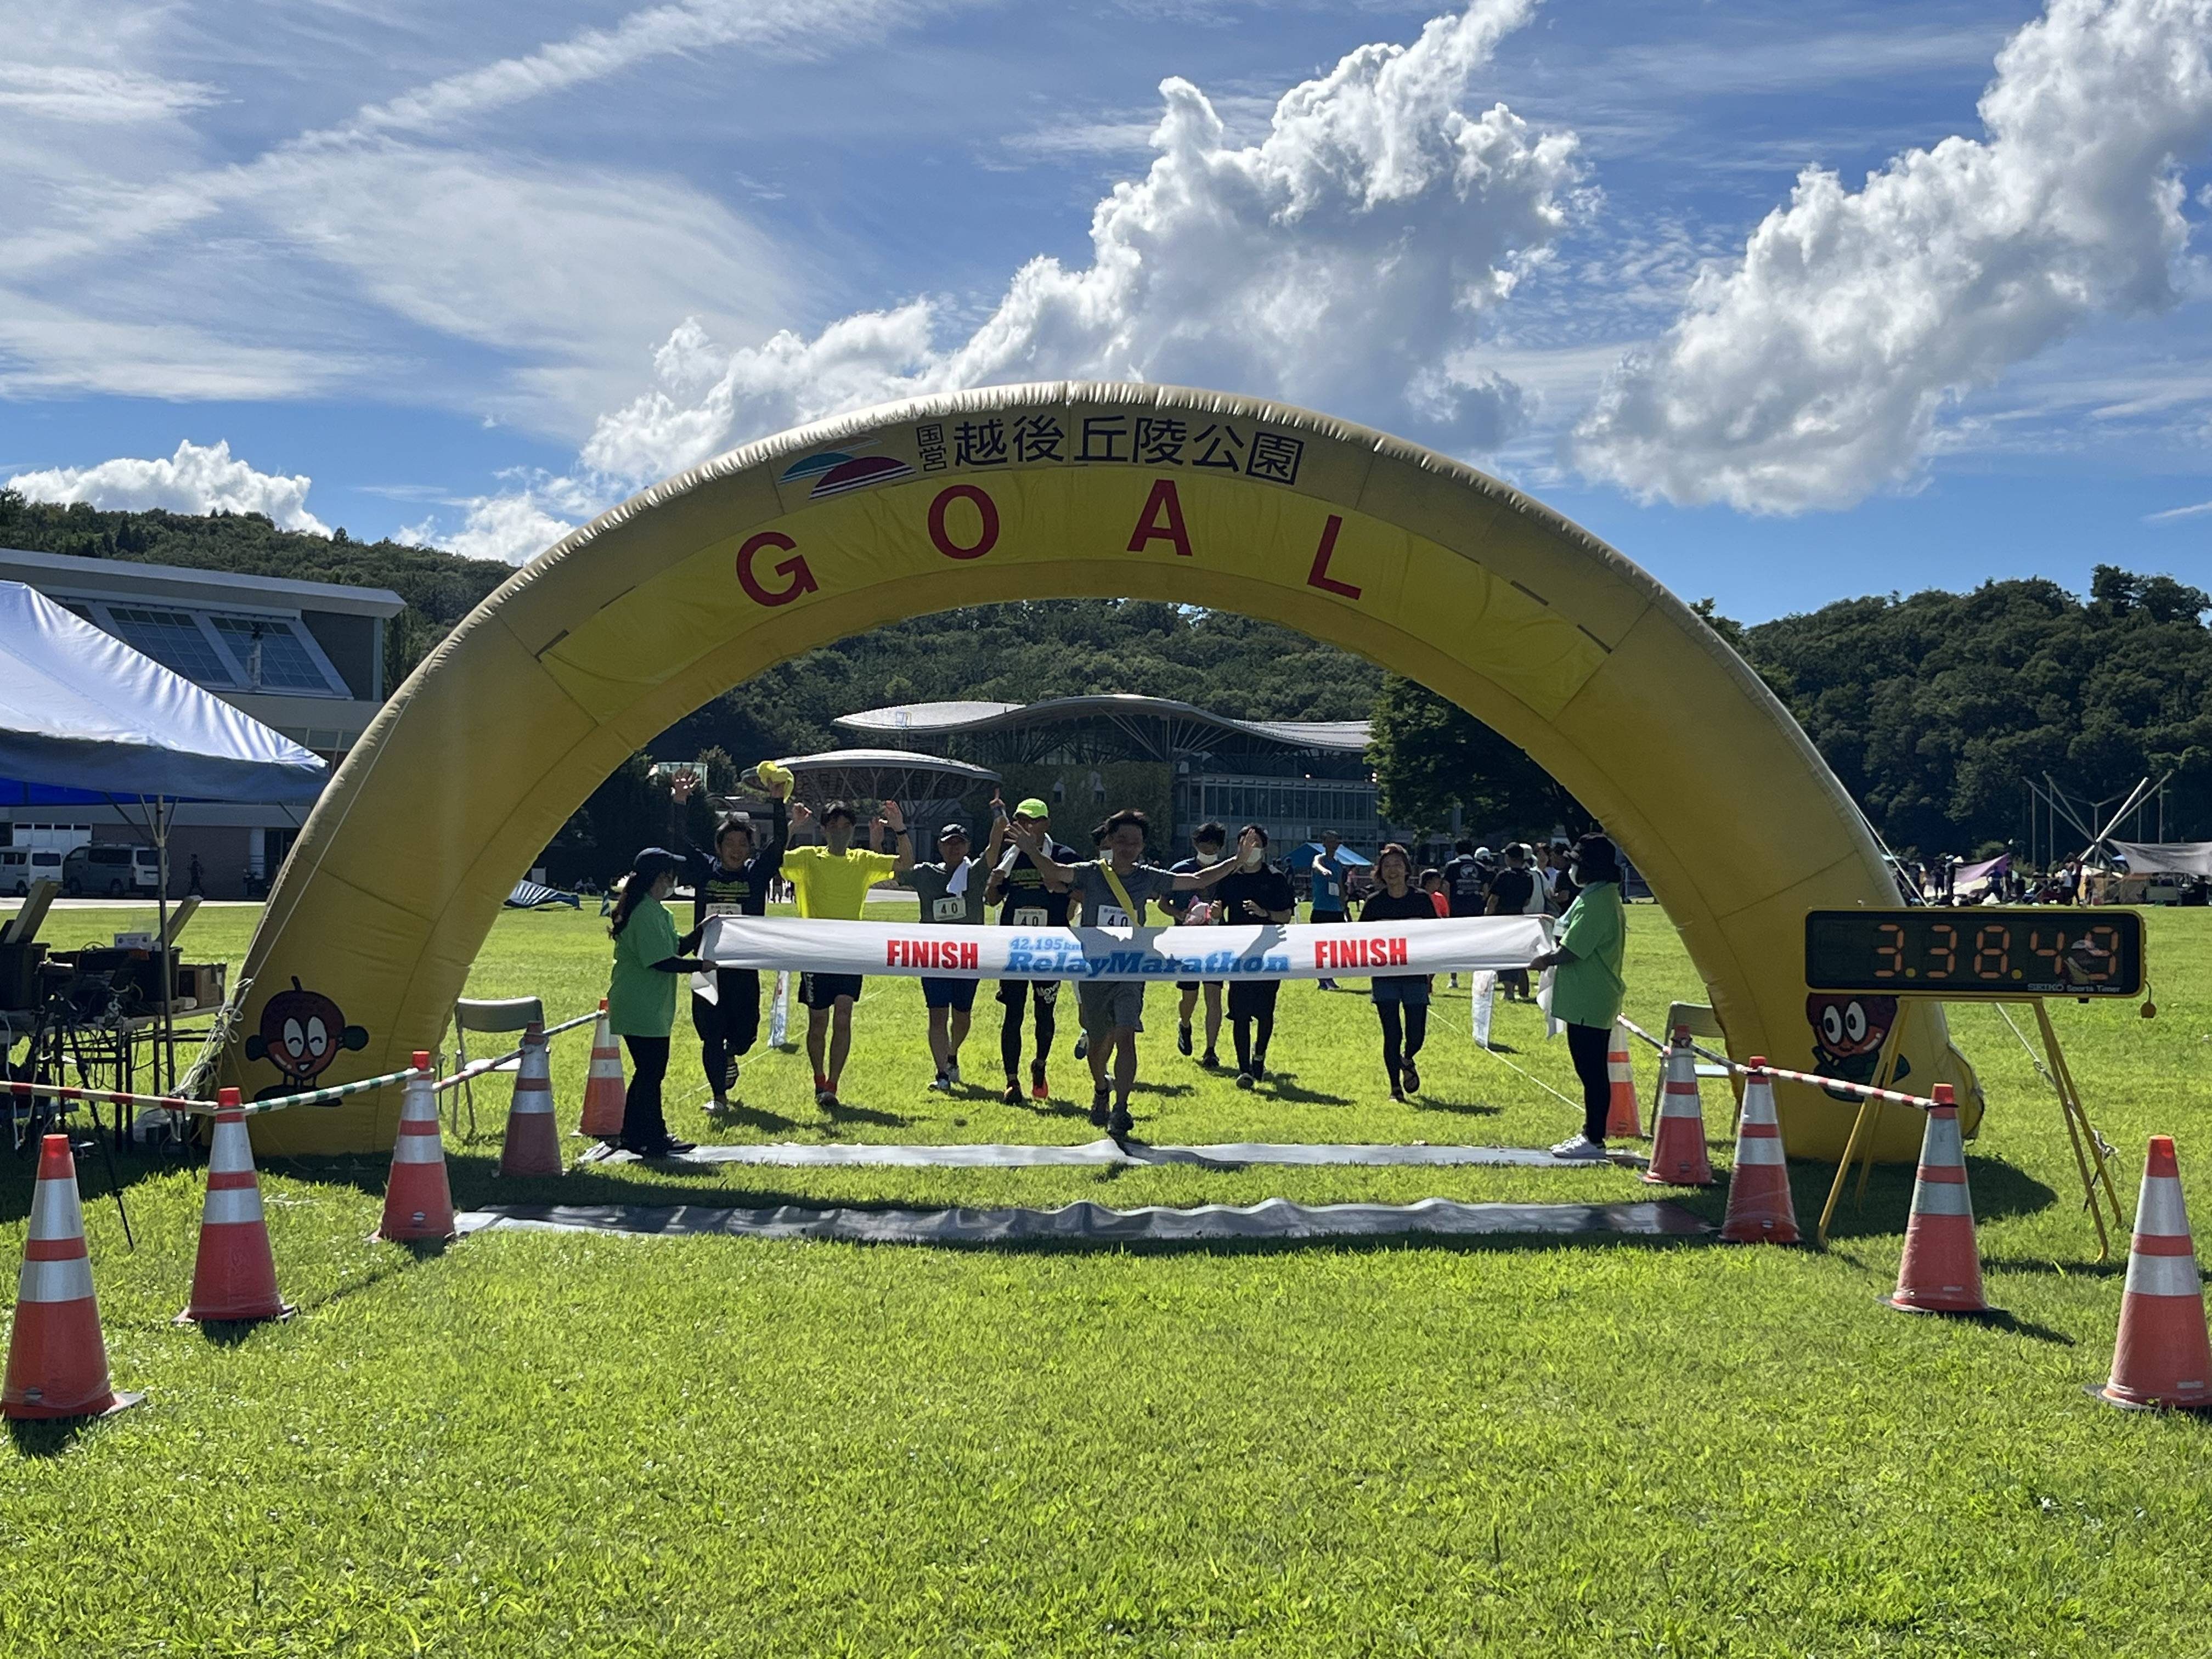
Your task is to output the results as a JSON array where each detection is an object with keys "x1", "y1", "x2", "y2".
[
  {"x1": 1361, "y1": 843, "x2": 1440, "y2": 1101},
  {"x1": 605, "y1": 847, "x2": 710, "y2": 1158},
  {"x1": 1529, "y1": 833, "x2": 1628, "y2": 1161},
  {"x1": 1210, "y1": 825, "x2": 1296, "y2": 1090},
  {"x1": 1165, "y1": 821, "x2": 1229, "y2": 1067}
]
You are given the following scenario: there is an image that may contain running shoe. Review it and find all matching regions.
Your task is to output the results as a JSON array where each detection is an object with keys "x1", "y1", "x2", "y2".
[
  {"x1": 929, "y1": 1074, "x2": 952, "y2": 1093},
  {"x1": 1401, "y1": 1059, "x2": 1421, "y2": 1094},
  {"x1": 1002, "y1": 1080, "x2": 1022, "y2": 1105},
  {"x1": 1550, "y1": 1134, "x2": 1609, "y2": 1161},
  {"x1": 1074, "y1": 1032, "x2": 1088, "y2": 1060},
  {"x1": 1318, "y1": 978, "x2": 1338, "y2": 991},
  {"x1": 1200, "y1": 1049, "x2": 1220, "y2": 1069},
  {"x1": 815, "y1": 1087, "x2": 837, "y2": 1109},
  {"x1": 1030, "y1": 1062, "x2": 1049, "y2": 1102},
  {"x1": 707, "y1": 1097, "x2": 732, "y2": 1118},
  {"x1": 947, "y1": 1062, "x2": 962, "y2": 1088},
  {"x1": 1090, "y1": 1087, "x2": 1111, "y2": 1128},
  {"x1": 1234, "y1": 1071, "x2": 1256, "y2": 1091},
  {"x1": 1177, "y1": 1024, "x2": 1193, "y2": 1057},
  {"x1": 1108, "y1": 1106, "x2": 1133, "y2": 1139},
  {"x1": 725, "y1": 1058, "x2": 741, "y2": 1092},
  {"x1": 1390, "y1": 1086, "x2": 1406, "y2": 1103}
]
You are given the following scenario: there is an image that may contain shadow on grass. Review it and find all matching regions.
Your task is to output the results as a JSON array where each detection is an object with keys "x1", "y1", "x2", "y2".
[
  {"x1": 820, "y1": 1101, "x2": 914, "y2": 1130},
  {"x1": 1412, "y1": 1097, "x2": 1504, "y2": 1118},
  {"x1": 0, "y1": 1132, "x2": 197, "y2": 1227},
  {"x1": 717, "y1": 1104, "x2": 805, "y2": 1134},
  {"x1": 1790, "y1": 1154, "x2": 2058, "y2": 1243},
  {"x1": 1255, "y1": 1074, "x2": 1355, "y2": 1106}
]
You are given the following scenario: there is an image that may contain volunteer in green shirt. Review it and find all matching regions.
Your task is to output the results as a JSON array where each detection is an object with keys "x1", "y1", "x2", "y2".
[
  {"x1": 606, "y1": 847, "x2": 708, "y2": 1158},
  {"x1": 783, "y1": 799, "x2": 913, "y2": 1109},
  {"x1": 1530, "y1": 833, "x2": 1628, "y2": 1161}
]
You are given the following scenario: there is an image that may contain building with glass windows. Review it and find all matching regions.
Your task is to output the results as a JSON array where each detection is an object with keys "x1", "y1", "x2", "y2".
[
  {"x1": 0, "y1": 547, "x2": 403, "y2": 895},
  {"x1": 834, "y1": 696, "x2": 1400, "y2": 855}
]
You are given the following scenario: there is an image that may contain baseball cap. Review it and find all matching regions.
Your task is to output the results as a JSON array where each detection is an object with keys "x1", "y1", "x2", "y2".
[
  {"x1": 938, "y1": 822, "x2": 970, "y2": 840},
  {"x1": 1015, "y1": 798, "x2": 1051, "y2": 820}
]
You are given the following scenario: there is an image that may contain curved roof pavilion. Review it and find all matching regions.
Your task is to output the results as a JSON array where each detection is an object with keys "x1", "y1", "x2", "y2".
[{"x1": 835, "y1": 695, "x2": 1370, "y2": 771}]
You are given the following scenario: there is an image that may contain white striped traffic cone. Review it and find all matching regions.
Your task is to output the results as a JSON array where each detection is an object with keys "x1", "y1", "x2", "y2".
[
  {"x1": 2096, "y1": 1136, "x2": 2211, "y2": 1410},
  {"x1": 1720, "y1": 1060, "x2": 1798, "y2": 1244},
  {"x1": 1641, "y1": 1027, "x2": 1713, "y2": 1186},
  {"x1": 577, "y1": 1000, "x2": 625, "y2": 1139},
  {"x1": 375, "y1": 1053, "x2": 455, "y2": 1243},
  {"x1": 498, "y1": 1022, "x2": 563, "y2": 1178},
  {"x1": 1885, "y1": 1085, "x2": 1994, "y2": 1316},
  {"x1": 1604, "y1": 1029, "x2": 1641, "y2": 1139},
  {"x1": 3, "y1": 1135, "x2": 140, "y2": 1419},
  {"x1": 179, "y1": 1088, "x2": 291, "y2": 1322}
]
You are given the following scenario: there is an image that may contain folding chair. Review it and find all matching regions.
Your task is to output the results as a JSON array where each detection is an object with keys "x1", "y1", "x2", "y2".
[
  {"x1": 448, "y1": 996, "x2": 544, "y2": 1141},
  {"x1": 1649, "y1": 1000, "x2": 1738, "y2": 1127}
]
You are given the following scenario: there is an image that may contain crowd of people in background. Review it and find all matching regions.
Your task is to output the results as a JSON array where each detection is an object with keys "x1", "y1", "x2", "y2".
[{"x1": 597, "y1": 771, "x2": 1637, "y2": 1161}]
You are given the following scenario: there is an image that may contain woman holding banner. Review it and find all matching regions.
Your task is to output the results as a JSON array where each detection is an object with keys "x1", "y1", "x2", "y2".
[
  {"x1": 1529, "y1": 833, "x2": 1628, "y2": 1162},
  {"x1": 605, "y1": 848, "x2": 709, "y2": 1158}
]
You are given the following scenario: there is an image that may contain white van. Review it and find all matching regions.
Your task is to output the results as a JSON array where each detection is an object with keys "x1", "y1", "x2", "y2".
[
  {"x1": 61, "y1": 843, "x2": 160, "y2": 898},
  {"x1": 1, "y1": 848, "x2": 66, "y2": 895}
]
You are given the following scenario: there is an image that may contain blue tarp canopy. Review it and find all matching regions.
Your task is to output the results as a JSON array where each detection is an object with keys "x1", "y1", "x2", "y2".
[{"x1": 0, "y1": 580, "x2": 326, "y2": 805}]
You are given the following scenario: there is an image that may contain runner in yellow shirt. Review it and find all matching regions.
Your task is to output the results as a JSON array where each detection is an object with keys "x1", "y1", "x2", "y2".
[{"x1": 783, "y1": 799, "x2": 913, "y2": 1108}]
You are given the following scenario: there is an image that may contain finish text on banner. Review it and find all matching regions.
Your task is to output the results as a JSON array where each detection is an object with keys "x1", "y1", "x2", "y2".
[{"x1": 703, "y1": 916, "x2": 1552, "y2": 981}]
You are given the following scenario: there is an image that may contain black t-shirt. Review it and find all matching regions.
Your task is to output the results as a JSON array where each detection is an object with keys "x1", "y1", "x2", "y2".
[
  {"x1": 684, "y1": 798, "x2": 787, "y2": 926},
  {"x1": 1442, "y1": 855, "x2": 1489, "y2": 918},
  {"x1": 1488, "y1": 866, "x2": 1535, "y2": 914},
  {"x1": 1361, "y1": 889, "x2": 1437, "y2": 924},
  {"x1": 994, "y1": 841, "x2": 1076, "y2": 927},
  {"x1": 1213, "y1": 865, "x2": 1295, "y2": 922}
]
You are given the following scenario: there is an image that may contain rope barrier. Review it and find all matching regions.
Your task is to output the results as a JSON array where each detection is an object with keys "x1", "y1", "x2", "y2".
[
  {"x1": 430, "y1": 1007, "x2": 599, "y2": 1096},
  {"x1": 1613, "y1": 1013, "x2": 1939, "y2": 1113},
  {"x1": 0, "y1": 1065, "x2": 426, "y2": 1118}
]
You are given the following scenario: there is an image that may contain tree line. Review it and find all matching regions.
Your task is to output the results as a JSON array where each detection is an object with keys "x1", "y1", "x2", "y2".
[{"x1": 5, "y1": 494, "x2": 2203, "y2": 859}]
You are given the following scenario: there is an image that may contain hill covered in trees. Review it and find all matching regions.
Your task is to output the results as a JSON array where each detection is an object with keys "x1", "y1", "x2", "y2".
[{"x1": 5, "y1": 495, "x2": 2204, "y2": 856}]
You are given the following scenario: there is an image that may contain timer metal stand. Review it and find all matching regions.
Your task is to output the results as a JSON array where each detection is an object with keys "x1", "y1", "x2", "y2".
[{"x1": 1814, "y1": 995, "x2": 2126, "y2": 1259}]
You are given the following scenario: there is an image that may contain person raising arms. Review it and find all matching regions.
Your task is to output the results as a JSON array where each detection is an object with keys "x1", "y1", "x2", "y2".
[
  {"x1": 1003, "y1": 808, "x2": 1237, "y2": 1138},
  {"x1": 1211, "y1": 825, "x2": 1296, "y2": 1090},
  {"x1": 604, "y1": 848, "x2": 710, "y2": 1158},
  {"x1": 782, "y1": 799, "x2": 913, "y2": 1109},
  {"x1": 668, "y1": 768, "x2": 803, "y2": 1115},
  {"x1": 1530, "y1": 833, "x2": 1629, "y2": 1161},
  {"x1": 898, "y1": 812, "x2": 1006, "y2": 1092},
  {"x1": 1362, "y1": 843, "x2": 1440, "y2": 1102},
  {"x1": 984, "y1": 795, "x2": 1075, "y2": 1105}
]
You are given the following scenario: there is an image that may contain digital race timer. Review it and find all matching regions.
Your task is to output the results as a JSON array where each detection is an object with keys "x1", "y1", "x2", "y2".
[{"x1": 1804, "y1": 909, "x2": 2145, "y2": 999}]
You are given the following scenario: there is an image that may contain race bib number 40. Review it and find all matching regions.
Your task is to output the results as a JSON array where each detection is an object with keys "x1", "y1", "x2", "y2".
[
  {"x1": 1011, "y1": 907, "x2": 1049, "y2": 928},
  {"x1": 930, "y1": 896, "x2": 966, "y2": 921}
]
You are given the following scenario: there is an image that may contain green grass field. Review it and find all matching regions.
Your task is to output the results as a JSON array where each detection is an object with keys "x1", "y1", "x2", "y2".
[{"x1": 1, "y1": 898, "x2": 2208, "y2": 1656}]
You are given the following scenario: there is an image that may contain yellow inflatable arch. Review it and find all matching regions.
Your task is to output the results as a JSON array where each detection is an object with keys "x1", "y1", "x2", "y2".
[{"x1": 225, "y1": 384, "x2": 1975, "y2": 1159}]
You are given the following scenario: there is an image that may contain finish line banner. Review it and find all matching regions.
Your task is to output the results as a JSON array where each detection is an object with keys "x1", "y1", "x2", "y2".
[{"x1": 702, "y1": 915, "x2": 1552, "y2": 981}]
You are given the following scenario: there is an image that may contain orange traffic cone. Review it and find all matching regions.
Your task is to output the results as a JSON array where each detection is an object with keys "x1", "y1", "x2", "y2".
[
  {"x1": 179, "y1": 1088, "x2": 291, "y2": 1323},
  {"x1": 1641, "y1": 1028, "x2": 1713, "y2": 1186},
  {"x1": 498, "y1": 1022, "x2": 563, "y2": 1178},
  {"x1": 1604, "y1": 1029, "x2": 1641, "y2": 1139},
  {"x1": 1885, "y1": 1084, "x2": 1995, "y2": 1316},
  {"x1": 3, "y1": 1135, "x2": 140, "y2": 1419},
  {"x1": 375, "y1": 1054, "x2": 455, "y2": 1243},
  {"x1": 1720, "y1": 1060, "x2": 1798, "y2": 1244},
  {"x1": 2095, "y1": 1136, "x2": 2211, "y2": 1410},
  {"x1": 578, "y1": 1000, "x2": 625, "y2": 1140}
]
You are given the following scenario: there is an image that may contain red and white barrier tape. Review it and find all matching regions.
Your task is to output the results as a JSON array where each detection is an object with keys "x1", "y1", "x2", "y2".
[{"x1": 1613, "y1": 1013, "x2": 1937, "y2": 1111}]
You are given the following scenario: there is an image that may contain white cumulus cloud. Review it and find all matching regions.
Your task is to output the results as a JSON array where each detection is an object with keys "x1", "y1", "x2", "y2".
[
  {"x1": 1568, "y1": 0, "x2": 2212, "y2": 513},
  {"x1": 399, "y1": 473, "x2": 606, "y2": 566},
  {"x1": 581, "y1": 0, "x2": 1587, "y2": 485},
  {"x1": 8, "y1": 439, "x2": 330, "y2": 534}
]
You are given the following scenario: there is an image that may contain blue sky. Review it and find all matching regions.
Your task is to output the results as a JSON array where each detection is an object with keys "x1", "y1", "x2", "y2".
[{"x1": 2, "y1": 0, "x2": 2207, "y2": 622}]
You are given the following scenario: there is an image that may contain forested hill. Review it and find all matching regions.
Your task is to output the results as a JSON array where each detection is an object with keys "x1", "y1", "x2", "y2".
[
  {"x1": 5, "y1": 493, "x2": 2205, "y2": 853},
  {"x1": 1737, "y1": 567, "x2": 2212, "y2": 854}
]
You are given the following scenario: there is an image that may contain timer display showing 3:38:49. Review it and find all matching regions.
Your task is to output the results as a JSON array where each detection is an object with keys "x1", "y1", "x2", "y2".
[{"x1": 1803, "y1": 909, "x2": 2145, "y2": 998}]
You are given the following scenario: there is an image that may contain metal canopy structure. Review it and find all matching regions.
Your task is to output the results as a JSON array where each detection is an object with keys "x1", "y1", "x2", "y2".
[{"x1": 837, "y1": 694, "x2": 1371, "y2": 774}]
